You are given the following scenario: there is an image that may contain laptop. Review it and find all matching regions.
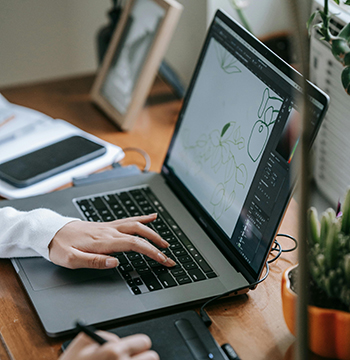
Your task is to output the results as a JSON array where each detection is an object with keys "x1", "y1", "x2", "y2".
[{"x1": 0, "y1": 10, "x2": 329, "y2": 337}]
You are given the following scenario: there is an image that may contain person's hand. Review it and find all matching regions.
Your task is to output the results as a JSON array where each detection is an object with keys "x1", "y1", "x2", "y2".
[
  {"x1": 49, "y1": 213, "x2": 176, "y2": 269},
  {"x1": 59, "y1": 331, "x2": 159, "y2": 360}
]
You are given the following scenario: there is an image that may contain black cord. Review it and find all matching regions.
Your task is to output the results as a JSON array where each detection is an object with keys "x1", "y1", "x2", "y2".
[
  {"x1": 268, "y1": 240, "x2": 282, "y2": 264},
  {"x1": 200, "y1": 233, "x2": 298, "y2": 327},
  {"x1": 275, "y1": 233, "x2": 298, "y2": 252}
]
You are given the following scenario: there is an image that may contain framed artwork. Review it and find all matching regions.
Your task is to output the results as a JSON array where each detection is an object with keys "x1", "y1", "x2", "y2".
[{"x1": 90, "y1": 0, "x2": 183, "y2": 131}]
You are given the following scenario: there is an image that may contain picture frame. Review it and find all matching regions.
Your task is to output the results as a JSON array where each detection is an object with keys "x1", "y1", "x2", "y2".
[{"x1": 90, "y1": 0, "x2": 183, "y2": 131}]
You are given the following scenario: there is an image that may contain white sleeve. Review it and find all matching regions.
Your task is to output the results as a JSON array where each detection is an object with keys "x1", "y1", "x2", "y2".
[{"x1": 0, "y1": 207, "x2": 80, "y2": 260}]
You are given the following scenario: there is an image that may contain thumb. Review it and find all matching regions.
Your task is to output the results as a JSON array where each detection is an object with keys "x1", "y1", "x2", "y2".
[{"x1": 72, "y1": 251, "x2": 120, "y2": 269}]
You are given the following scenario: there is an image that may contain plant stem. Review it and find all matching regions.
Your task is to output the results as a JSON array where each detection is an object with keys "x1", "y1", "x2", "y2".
[
  {"x1": 324, "y1": 0, "x2": 331, "y2": 42},
  {"x1": 229, "y1": 0, "x2": 254, "y2": 34}
]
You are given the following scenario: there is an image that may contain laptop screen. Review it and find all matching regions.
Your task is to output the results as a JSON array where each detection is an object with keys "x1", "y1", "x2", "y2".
[{"x1": 163, "y1": 11, "x2": 328, "y2": 281}]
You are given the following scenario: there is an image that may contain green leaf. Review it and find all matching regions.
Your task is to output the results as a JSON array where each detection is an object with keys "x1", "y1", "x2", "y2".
[
  {"x1": 339, "y1": 23, "x2": 350, "y2": 41},
  {"x1": 341, "y1": 66, "x2": 350, "y2": 95},
  {"x1": 345, "y1": 0, "x2": 350, "y2": 5},
  {"x1": 325, "y1": 220, "x2": 339, "y2": 269},
  {"x1": 308, "y1": 207, "x2": 320, "y2": 244},
  {"x1": 221, "y1": 123, "x2": 231, "y2": 138},
  {"x1": 341, "y1": 187, "x2": 350, "y2": 234},
  {"x1": 334, "y1": 0, "x2": 340, "y2": 4},
  {"x1": 307, "y1": 12, "x2": 318, "y2": 34},
  {"x1": 320, "y1": 212, "x2": 329, "y2": 248},
  {"x1": 344, "y1": 254, "x2": 350, "y2": 285}
]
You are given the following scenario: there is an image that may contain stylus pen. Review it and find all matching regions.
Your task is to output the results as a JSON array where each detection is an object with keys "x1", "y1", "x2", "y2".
[{"x1": 75, "y1": 321, "x2": 107, "y2": 345}]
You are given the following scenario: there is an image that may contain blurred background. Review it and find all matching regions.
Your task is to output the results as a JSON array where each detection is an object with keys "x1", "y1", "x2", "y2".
[{"x1": 0, "y1": 0, "x2": 305, "y2": 88}]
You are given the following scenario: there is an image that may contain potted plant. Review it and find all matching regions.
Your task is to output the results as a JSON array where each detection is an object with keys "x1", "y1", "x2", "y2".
[
  {"x1": 230, "y1": 0, "x2": 350, "y2": 93},
  {"x1": 282, "y1": 187, "x2": 350, "y2": 359},
  {"x1": 307, "y1": 0, "x2": 350, "y2": 94}
]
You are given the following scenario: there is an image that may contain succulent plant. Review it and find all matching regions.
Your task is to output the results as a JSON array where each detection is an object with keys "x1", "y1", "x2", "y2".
[{"x1": 308, "y1": 187, "x2": 350, "y2": 310}]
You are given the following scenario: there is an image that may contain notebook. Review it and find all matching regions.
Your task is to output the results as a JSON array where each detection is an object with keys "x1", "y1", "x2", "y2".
[{"x1": 0, "y1": 10, "x2": 329, "y2": 337}]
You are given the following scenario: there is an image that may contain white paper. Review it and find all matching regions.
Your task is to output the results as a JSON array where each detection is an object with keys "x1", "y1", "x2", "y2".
[{"x1": 0, "y1": 95, "x2": 124, "y2": 199}]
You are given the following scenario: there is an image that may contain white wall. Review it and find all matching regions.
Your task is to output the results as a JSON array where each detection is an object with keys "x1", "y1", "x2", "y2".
[
  {"x1": 207, "y1": 0, "x2": 293, "y2": 37},
  {"x1": 0, "y1": 0, "x2": 302, "y2": 88},
  {"x1": 0, "y1": 0, "x2": 208, "y2": 88},
  {"x1": 0, "y1": 0, "x2": 109, "y2": 87},
  {"x1": 164, "y1": 0, "x2": 207, "y2": 87}
]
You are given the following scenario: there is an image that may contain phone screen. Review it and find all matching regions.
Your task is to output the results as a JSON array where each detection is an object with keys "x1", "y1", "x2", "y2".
[{"x1": 0, "y1": 135, "x2": 106, "y2": 188}]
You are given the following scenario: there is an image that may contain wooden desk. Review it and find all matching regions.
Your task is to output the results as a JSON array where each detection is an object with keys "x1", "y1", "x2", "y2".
[{"x1": 0, "y1": 75, "x2": 300, "y2": 359}]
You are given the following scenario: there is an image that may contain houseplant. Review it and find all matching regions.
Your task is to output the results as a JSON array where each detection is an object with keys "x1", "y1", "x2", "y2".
[
  {"x1": 230, "y1": 0, "x2": 350, "y2": 93},
  {"x1": 307, "y1": 0, "x2": 350, "y2": 94},
  {"x1": 282, "y1": 187, "x2": 350, "y2": 359}
]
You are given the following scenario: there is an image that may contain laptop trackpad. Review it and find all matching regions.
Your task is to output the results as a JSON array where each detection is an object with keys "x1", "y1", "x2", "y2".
[{"x1": 18, "y1": 257, "x2": 116, "y2": 291}]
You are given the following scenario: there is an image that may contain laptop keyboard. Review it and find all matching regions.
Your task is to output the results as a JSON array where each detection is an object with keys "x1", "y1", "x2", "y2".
[{"x1": 74, "y1": 187, "x2": 217, "y2": 295}]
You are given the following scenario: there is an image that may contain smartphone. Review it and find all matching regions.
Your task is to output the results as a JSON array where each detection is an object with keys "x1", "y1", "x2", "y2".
[{"x1": 0, "y1": 135, "x2": 107, "y2": 188}]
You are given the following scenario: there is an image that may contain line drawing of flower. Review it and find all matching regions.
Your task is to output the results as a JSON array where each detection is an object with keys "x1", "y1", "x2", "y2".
[
  {"x1": 215, "y1": 42, "x2": 242, "y2": 74},
  {"x1": 247, "y1": 88, "x2": 283, "y2": 162},
  {"x1": 180, "y1": 121, "x2": 247, "y2": 220}
]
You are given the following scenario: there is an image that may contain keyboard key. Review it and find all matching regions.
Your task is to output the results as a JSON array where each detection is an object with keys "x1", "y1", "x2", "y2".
[
  {"x1": 206, "y1": 272, "x2": 217, "y2": 278},
  {"x1": 102, "y1": 215, "x2": 114, "y2": 222},
  {"x1": 110, "y1": 203, "x2": 122, "y2": 211},
  {"x1": 131, "y1": 286, "x2": 141, "y2": 295},
  {"x1": 154, "y1": 223, "x2": 168, "y2": 231},
  {"x1": 163, "y1": 236, "x2": 177, "y2": 243},
  {"x1": 131, "y1": 259, "x2": 147, "y2": 268},
  {"x1": 188, "y1": 269, "x2": 206, "y2": 281},
  {"x1": 122, "y1": 272, "x2": 131, "y2": 280},
  {"x1": 178, "y1": 255, "x2": 192, "y2": 264},
  {"x1": 103, "y1": 194, "x2": 117, "y2": 204},
  {"x1": 119, "y1": 264, "x2": 133, "y2": 273},
  {"x1": 157, "y1": 272, "x2": 177, "y2": 288},
  {"x1": 137, "y1": 266, "x2": 151, "y2": 275},
  {"x1": 134, "y1": 277, "x2": 143, "y2": 286},
  {"x1": 141, "y1": 273, "x2": 162, "y2": 291},
  {"x1": 114, "y1": 209, "x2": 128, "y2": 218},
  {"x1": 126, "y1": 252, "x2": 141, "y2": 261},
  {"x1": 184, "y1": 262, "x2": 198, "y2": 270},
  {"x1": 177, "y1": 275, "x2": 192, "y2": 285},
  {"x1": 146, "y1": 259, "x2": 161, "y2": 268},
  {"x1": 196, "y1": 257, "x2": 213, "y2": 273},
  {"x1": 114, "y1": 253, "x2": 129, "y2": 265},
  {"x1": 127, "y1": 279, "x2": 135, "y2": 287},
  {"x1": 173, "y1": 248, "x2": 187, "y2": 257},
  {"x1": 91, "y1": 197, "x2": 106, "y2": 210},
  {"x1": 160, "y1": 248, "x2": 172, "y2": 256},
  {"x1": 170, "y1": 242, "x2": 183, "y2": 250},
  {"x1": 153, "y1": 267, "x2": 168, "y2": 275},
  {"x1": 141, "y1": 206, "x2": 154, "y2": 214},
  {"x1": 158, "y1": 230, "x2": 172, "y2": 237},
  {"x1": 170, "y1": 268, "x2": 186, "y2": 277},
  {"x1": 187, "y1": 246, "x2": 213, "y2": 273}
]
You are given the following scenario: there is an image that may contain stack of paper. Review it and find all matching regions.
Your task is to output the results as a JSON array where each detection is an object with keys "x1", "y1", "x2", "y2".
[{"x1": 0, "y1": 94, "x2": 124, "y2": 199}]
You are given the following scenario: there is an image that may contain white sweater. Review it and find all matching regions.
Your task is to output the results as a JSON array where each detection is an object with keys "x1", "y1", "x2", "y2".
[{"x1": 0, "y1": 207, "x2": 79, "y2": 260}]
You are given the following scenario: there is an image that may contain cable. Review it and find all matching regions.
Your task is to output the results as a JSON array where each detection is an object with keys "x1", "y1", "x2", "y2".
[
  {"x1": 275, "y1": 233, "x2": 298, "y2": 252},
  {"x1": 121, "y1": 147, "x2": 151, "y2": 172},
  {"x1": 268, "y1": 234, "x2": 298, "y2": 263},
  {"x1": 268, "y1": 240, "x2": 282, "y2": 264}
]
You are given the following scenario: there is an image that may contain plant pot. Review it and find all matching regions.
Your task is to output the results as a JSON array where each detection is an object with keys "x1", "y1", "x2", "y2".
[{"x1": 281, "y1": 264, "x2": 350, "y2": 360}]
